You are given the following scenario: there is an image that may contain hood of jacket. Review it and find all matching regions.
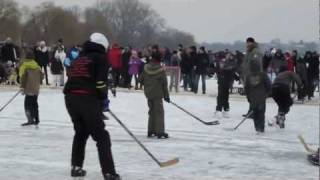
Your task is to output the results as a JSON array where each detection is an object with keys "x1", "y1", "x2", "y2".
[
  {"x1": 144, "y1": 62, "x2": 164, "y2": 75},
  {"x1": 19, "y1": 59, "x2": 40, "y2": 77}
]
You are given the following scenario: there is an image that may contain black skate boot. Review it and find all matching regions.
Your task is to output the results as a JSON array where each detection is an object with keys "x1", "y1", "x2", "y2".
[
  {"x1": 101, "y1": 113, "x2": 109, "y2": 120},
  {"x1": 71, "y1": 166, "x2": 86, "y2": 177},
  {"x1": 104, "y1": 173, "x2": 121, "y2": 180},
  {"x1": 147, "y1": 131, "x2": 156, "y2": 138},
  {"x1": 307, "y1": 149, "x2": 319, "y2": 166},
  {"x1": 22, "y1": 111, "x2": 35, "y2": 126},
  {"x1": 157, "y1": 133, "x2": 169, "y2": 139},
  {"x1": 277, "y1": 113, "x2": 286, "y2": 129}
]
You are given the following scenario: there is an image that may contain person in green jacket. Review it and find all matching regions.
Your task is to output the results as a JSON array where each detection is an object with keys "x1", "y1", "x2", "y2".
[
  {"x1": 139, "y1": 48, "x2": 170, "y2": 139},
  {"x1": 19, "y1": 48, "x2": 43, "y2": 126}
]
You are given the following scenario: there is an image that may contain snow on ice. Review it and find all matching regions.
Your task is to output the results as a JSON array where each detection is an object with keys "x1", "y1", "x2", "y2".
[{"x1": 0, "y1": 80, "x2": 318, "y2": 180}]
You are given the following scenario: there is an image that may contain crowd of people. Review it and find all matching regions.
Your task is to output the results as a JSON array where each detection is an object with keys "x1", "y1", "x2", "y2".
[{"x1": 0, "y1": 34, "x2": 319, "y2": 179}]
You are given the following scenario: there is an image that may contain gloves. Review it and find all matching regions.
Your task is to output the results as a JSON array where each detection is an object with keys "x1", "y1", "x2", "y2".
[
  {"x1": 102, "y1": 98, "x2": 110, "y2": 112},
  {"x1": 164, "y1": 97, "x2": 171, "y2": 103}
]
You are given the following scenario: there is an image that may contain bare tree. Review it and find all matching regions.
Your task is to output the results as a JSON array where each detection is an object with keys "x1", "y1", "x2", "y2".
[{"x1": 0, "y1": 0, "x2": 21, "y2": 42}]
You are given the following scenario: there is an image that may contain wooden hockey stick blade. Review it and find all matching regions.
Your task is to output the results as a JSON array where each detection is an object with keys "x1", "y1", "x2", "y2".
[
  {"x1": 159, "y1": 158, "x2": 179, "y2": 168},
  {"x1": 204, "y1": 121, "x2": 220, "y2": 125},
  {"x1": 298, "y1": 135, "x2": 317, "y2": 154},
  {"x1": 223, "y1": 127, "x2": 235, "y2": 131}
]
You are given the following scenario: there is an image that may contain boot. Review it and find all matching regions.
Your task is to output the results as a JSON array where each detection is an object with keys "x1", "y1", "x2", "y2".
[
  {"x1": 157, "y1": 133, "x2": 169, "y2": 139},
  {"x1": 71, "y1": 166, "x2": 86, "y2": 177},
  {"x1": 147, "y1": 131, "x2": 156, "y2": 138},
  {"x1": 104, "y1": 173, "x2": 121, "y2": 180},
  {"x1": 277, "y1": 113, "x2": 286, "y2": 129},
  {"x1": 22, "y1": 111, "x2": 34, "y2": 126}
]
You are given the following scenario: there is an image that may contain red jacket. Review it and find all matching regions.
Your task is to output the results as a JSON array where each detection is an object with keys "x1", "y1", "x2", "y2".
[
  {"x1": 108, "y1": 44, "x2": 122, "y2": 70},
  {"x1": 286, "y1": 55, "x2": 294, "y2": 72}
]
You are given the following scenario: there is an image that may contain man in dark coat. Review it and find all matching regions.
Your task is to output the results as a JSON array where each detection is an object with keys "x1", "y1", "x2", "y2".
[
  {"x1": 194, "y1": 46, "x2": 209, "y2": 94},
  {"x1": 64, "y1": 33, "x2": 120, "y2": 180}
]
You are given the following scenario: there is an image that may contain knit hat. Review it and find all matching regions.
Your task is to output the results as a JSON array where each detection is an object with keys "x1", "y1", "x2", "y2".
[
  {"x1": 90, "y1": 33, "x2": 109, "y2": 49},
  {"x1": 246, "y1": 37, "x2": 255, "y2": 43}
]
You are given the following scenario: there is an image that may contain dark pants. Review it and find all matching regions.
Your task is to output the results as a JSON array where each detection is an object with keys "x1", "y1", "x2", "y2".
[
  {"x1": 307, "y1": 77, "x2": 317, "y2": 98},
  {"x1": 194, "y1": 74, "x2": 206, "y2": 94},
  {"x1": 216, "y1": 84, "x2": 230, "y2": 111},
  {"x1": 183, "y1": 73, "x2": 194, "y2": 91},
  {"x1": 40, "y1": 65, "x2": 49, "y2": 85},
  {"x1": 24, "y1": 95, "x2": 39, "y2": 123},
  {"x1": 251, "y1": 103, "x2": 266, "y2": 132},
  {"x1": 111, "y1": 69, "x2": 121, "y2": 87},
  {"x1": 148, "y1": 99, "x2": 165, "y2": 134},
  {"x1": 65, "y1": 95, "x2": 116, "y2": 175},
  {"x1": 272, "y1": 84, "x2": 293, "y2": 114},
  {"x1": 122, "y1": 67, "x2": 130, "y2": 88}
]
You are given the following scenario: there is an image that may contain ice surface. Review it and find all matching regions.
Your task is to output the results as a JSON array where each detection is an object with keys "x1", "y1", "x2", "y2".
[{"x1": 0, "y1": 80, "x2": 318, "y2": 180}]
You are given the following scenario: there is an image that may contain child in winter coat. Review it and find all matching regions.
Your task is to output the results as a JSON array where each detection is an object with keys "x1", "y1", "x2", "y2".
[
  {"x1": 19, "y1": 49, "x2": 43, "y2": 126},
  {"x1": 128, "y1": 50, "x2": 143, "y2": 90},
  {"x1": 139, "y1": 50, "x2": 170, "y2": 139},
  {"x1": 245, "y1": 61, "x2": 271, "y2": 133}
]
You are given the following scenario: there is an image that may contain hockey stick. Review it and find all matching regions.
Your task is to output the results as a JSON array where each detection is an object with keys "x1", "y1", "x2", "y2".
[
  {"x1": 224, "y1": 111, "x2": 253, "y2": 131},
  {"x1": 109, "y1": 110, "x2": 179, "y2": 168},
  {"x1": 298, "y1": 135, "x2": 317, "y2": 154},
  {"x1": 0, "y1": 90, "x2": 21, "y2": 112},
  {"x1": 170, "y1": 102, "x2": 220, "y2": 126}
]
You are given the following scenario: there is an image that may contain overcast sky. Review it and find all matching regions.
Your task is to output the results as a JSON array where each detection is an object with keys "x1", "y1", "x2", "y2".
[{"x1": 15, "y1": 0, "x2": 319, "y2": 43}]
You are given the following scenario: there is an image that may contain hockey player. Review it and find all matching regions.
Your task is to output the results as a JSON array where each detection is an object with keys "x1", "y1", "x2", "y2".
[
  {"x1": 214, "y1": 52, "x2": 237, "y2": 118},
  {"x1": 245, "y1": 61, "x2": 271, "y2": 133},
  {"x1": 271, "y1": 66, "x2": 303, "y2": 128},
  {"x1": 64, "y1": 33, "x2": 120, "y2": 180},
  {"x1": 139, "y1": 47, "x2": 171, "y2": 139},
  {"x1": 19, "y1": 48, "x2": 43, "y2": 126}
]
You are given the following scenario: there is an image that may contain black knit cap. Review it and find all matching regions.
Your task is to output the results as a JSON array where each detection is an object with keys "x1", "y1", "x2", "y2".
[{"x1": 246, "y1": 37, "x2": 255, "y2": 43}]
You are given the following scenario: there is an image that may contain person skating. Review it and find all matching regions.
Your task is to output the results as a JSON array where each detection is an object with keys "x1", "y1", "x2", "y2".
[
  {"x1": 271, "y1": 66, "x2": 303, "y2": 128},
  {"x1": 139, "y1": 47, "x2": 170, "y2": 139},
  {"x1": 244, "y1": 61, "x2": 271, "y2": 133},
  {"x1": 34, "y1": 41, "x2": 50, "y2": 85},
  {"x1": 241, "y1": 37, "x2": 263, "y2": 118},
  {"x1": 214, "y1": 52, "x2": 237, "y2": 119},
  {"x1": 19, "y1": 49, "x2": 43, "y2": 126},
  {"x1": 63, "y1": 33, "x2": 120, "y2": 180}
]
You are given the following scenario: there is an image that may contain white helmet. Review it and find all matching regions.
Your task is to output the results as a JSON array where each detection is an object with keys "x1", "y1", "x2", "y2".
[{"x1": 90, "y1": 33, "x2": 109, "y2": 50}]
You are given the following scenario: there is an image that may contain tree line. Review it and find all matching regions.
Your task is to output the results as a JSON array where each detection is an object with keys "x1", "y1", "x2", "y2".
[{"x1": 0, "y1": 0, "x2": 196, "y2": 48}]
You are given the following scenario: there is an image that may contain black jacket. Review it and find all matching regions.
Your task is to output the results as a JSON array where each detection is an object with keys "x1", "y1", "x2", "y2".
[
  {"x1": 195, "y1": 52, "x2": 209, "y2": 74},
  {"x1": 35, "y1": 48, "x2": 49, "y2": 66},
  {"x1": 1, "y1": 43, "x2": 19, "y2": 63},
  {"x1": 64, "y1": 41, "x2": 108, "y2": 99}
]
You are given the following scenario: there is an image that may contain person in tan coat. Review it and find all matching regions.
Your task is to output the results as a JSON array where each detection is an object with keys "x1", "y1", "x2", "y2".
[
  {"x1": 139, "y1": 48, "x2": 170, "y2": 139},
  {"x1": 19, "y1": 49, "x2": 43, "y2": 126}
]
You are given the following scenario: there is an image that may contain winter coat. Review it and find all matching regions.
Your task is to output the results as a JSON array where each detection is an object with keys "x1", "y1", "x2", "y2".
[
  {"x1": 64, "y1": 47, "x2": 80, "y2": 68},
  {"x1": 19, "y1": 59, "x2": 43, "y2": 95},
  {"x1": 108, "y1": 45, "x2": 122, "y2": 70},
  {"x1": 1, "y1": 43, "x2": 19, "y2": 63},
  {"x1": 64, "y1": 41, "x2": 108, "y2": 100},
  {"x1": 270, "y1": 56, "x2": 287, "y2": 74},
  {"x1": 195, "y1": 52, "x2": 209, "y2": 74},
  {"x1": 295, "y1": 60, "x2": 308, "y2": 85},
  {"x1": 241, "y1": 44, "x2": 263, "y2": 79},
  {"x1": 170, "y1": 54, "x2": 180, "y2": 66},
  {"x1": 35, "y1": 47, "x2": 50, "y2": 66},
  {"x1": 122, "y1": 51, "x2": 131, "y2": 72},
  {"x1": 139, "y1": 61, "x2": 169, "y2": 100},
  {"x1": 307, "y1": 56, "x2": 320, "y2": 80},
  {"x1": 273, "y1": 71, "x2": 302, "y2": 88},
  {"x1": 286, "y1": 56, "x2": 294, "y2": 72},
  {"x1": 180, "y1": 52, "x2": 191, "y2": 74},
  {"x1": 128, "y1": 58, "x2": 142, "y2": 75},
  {"x1": 245, "y1": 61, "x2": 271, "y2": 106},
  {"x1": 217, "y1": 57, "x2": 237, "y2": 87}
]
